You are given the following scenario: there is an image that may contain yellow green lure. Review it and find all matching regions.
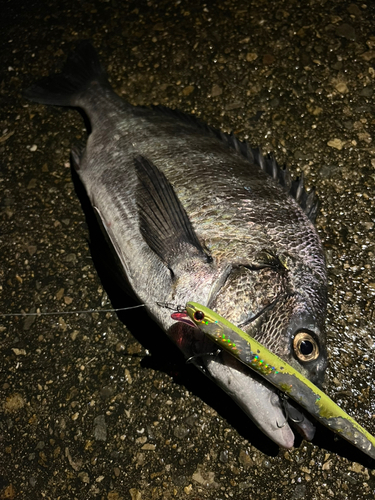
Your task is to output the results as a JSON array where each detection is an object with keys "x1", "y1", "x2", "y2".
[{"x1": 184, "y1": 301, "x2": 375, "y2": 460}]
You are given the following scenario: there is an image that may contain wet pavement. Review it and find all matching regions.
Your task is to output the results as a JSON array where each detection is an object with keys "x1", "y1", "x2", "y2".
[{"x1": 1, "y1": 0, "x2": 375, "y2": 498}]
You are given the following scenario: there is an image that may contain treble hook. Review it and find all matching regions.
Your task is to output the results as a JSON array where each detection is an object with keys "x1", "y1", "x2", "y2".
[
  {"x1": 276, "y1": 393, "x2": 305, "y2": 428},
  {"x1": 186, "y1": 349, "x2": 222, "y2": 365}
]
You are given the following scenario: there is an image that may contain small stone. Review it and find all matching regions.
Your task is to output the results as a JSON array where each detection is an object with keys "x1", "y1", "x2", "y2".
[
  {"x1": 173, "y1": 425, "x2": 190, "y2": 439},
  {"x1": 94, "y1": 415, "x2": 107, "y2": 441},
  {"x1": 2, "y1": 484, "x2": 16, "y2": 499},
  {"x1": 27, "y1": 245, "x2": 37, "y2": 256},
  {"x1": 211, "y1": 84, "x2": 222, "y2": 97},
  {"x1": 225, "y1": 102, "x2": 242, "y2": 111},
  {"x1": 23, "y1": 313, "x2": 36, "y2": 331},
  {"x1": 347, "y1": 4, "x2": 362, "y2": 17},
  {"x1": 124, "y1": 368, "x2": 132, "y2": 384},
  {"x1": 239, "y1": 449, "x2": 254, "y2": 468},
  {"x1": 334, "y1": 81, "x2": 349, "y2": 94},
  {"x1": 184, "y1": 484, "x2": 193, "y2": 495},
  {"x1": 335, "y1": 23, "x2": 356, "y2": 41},
  {"x1": 192, "y1": 465, "x2": 219, "y2": 488},
  {"x1": 70, "y1": 330, "x2": 79, "y2": 341},
  {"x1": 78, "y1": 471, "x2": 90, "y2": 483},
  {"x1": 12, "y1": 348, "x2": 26, "y2": 356},
  {"x1": 246, "y1": 52, "x2": 258, "y2": 62},
  {"x1": 181, "y1": 85, "x2": 194, "y2": 96},
  {"x1": 359, "y1": 87, "x2": 373, "y2": 97},
  {"x1": 263, "y1": 53, "x2": 275, "y2": 65},
  {"x1": 115, "y1": 342, "x2": 126, "y2": 352},
  {"x1": 141, "y1": 443, "x2": 155, "y2": 450},
  {"x1": 0, "y1": 130, "x2": 14, "y2": 143},
  {"x1": 292, "y1": 484, "x2": 307, "y2": 499},
  {"x1": 64, "y1": 253, "x2": 77, "y2": 264},
  {"x1": 4, "y1": 394, "x2": 25, "y2": 413},
  {"x1": 307, "y1": 104, "x2": 323, "y2": 115},
  {"x1": 30, "y1": 144, "x2": 37, "y2": 151},
  {"x1": 136, "y1": 436, "x2": 147, "y2": 444},
  {"x1": 327, "y1": 138, "x2": 344, "y2": 150},
  {"x1": 357, "y1": 131, "x2": 372, "y2": 143},
  {"x1": 330, "y1": 15, "x2": 342, "y2": 24},
  {"x1": 108, "y1": 493, "x2": 121, "y2": 500},
  {"x1": 127, "y1": 342, "x2": 142, "y2": 355},
  {"x1": 361, "y1": 51, "x2": 375, "y2": 61},
  {"x1": 322, "y1": 459, "x2": 332, "y2": 470},
  {"x1": 100, "y1": 386, "x2": 115, "y2": 400},
  {"x1": 129, "y1": 488, "x2": 142, "y2": 500},
  {"x1": 349, "y1": 462, "x2": 364, "y2": 473}
]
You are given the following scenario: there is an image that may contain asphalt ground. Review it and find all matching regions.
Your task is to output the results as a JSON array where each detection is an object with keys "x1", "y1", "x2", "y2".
[{"x1": 1, "y1": 0, "x2": 375, "y2": 498}]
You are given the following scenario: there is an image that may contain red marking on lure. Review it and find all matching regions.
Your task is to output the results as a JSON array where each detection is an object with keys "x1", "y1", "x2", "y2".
[{"x1": 171, "y1": 311, "x2": 196, "y2": 327}]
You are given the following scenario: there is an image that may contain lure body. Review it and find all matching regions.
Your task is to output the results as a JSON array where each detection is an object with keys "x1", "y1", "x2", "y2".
[{"x1": 185, "y1": 302, "x2": 375, "y2": 460}]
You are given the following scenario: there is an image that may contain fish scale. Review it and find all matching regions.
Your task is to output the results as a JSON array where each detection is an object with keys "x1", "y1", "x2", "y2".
[{"x1": 25, "y1": 41, "x2": 328, "y2": 450}]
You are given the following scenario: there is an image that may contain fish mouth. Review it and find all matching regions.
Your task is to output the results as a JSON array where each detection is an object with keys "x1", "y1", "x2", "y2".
[{"x1": 169, "y1": 313, "x2": 316, "y2": 449}]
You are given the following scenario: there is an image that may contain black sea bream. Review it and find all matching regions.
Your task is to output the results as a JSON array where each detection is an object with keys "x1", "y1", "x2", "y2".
[{"x1": 25, "y1": 42, "x2": 328, "y2": 448}]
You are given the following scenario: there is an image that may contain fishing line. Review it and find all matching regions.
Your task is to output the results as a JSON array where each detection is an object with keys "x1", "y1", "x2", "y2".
[
  {"x1": 0, "y1": 301, "x2": 186, "y2": 318},
  {"x1": 0, "y1": 304, "x2": 148, "y2": 317}
]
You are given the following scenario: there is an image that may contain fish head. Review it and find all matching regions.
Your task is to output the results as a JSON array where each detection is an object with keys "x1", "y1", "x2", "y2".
[{"x1": 207, "y1": 251, "x2": 328, "y2": 385}]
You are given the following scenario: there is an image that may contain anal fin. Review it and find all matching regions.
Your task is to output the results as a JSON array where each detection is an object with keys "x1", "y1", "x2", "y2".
[{"x1": 71, "y1": 142, "x2": 86, "y2": 171}]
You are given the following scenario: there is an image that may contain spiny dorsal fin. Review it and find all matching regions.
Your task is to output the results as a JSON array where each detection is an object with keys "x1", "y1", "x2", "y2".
[{"x1": 153, "y1": 106, "x2": 319, "y2": 223}]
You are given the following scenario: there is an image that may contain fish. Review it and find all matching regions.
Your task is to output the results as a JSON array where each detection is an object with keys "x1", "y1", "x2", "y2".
[
  {"x1": 24, "y1": 41, "x2": 328, "y2": 449},
  {"x1": 174, "y1": 302, "x2": 375, "y2": 459}
]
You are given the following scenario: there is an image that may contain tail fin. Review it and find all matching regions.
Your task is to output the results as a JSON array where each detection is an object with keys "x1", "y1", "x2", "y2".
[{"x1": 24, "y1": 41, "x2": 109, "y2": 107}]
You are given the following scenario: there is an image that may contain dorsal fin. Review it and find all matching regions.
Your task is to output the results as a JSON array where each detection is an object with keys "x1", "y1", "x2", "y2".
[{"x1": 152, "y1": 106, "x2": 319, "y2": 223}]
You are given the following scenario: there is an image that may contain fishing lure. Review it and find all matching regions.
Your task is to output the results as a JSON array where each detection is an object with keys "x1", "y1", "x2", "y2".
[{"x1": 175, "y1": 301, "x2": 375, "y2": 460}]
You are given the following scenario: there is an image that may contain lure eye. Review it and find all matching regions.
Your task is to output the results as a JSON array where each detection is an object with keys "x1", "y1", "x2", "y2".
[
  {"x1": 293, "y1": 332, "x2": 319, "y2": 362},
  {"x1": 194, "y1": 310, "x2": 205, "y2": 321}
]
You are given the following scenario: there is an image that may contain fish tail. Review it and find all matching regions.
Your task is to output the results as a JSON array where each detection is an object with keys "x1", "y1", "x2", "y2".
[{"x1": 24, "y1": 41, "x2": 109, "y2": 107}]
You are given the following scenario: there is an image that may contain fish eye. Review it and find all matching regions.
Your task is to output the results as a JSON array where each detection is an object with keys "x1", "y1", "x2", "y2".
[
  {"x1": 194, "y1": 310, "x2": 205, "y2": 321},
  {"x1": 293, "y1": 331, "x2": 319, "y2": 362}
]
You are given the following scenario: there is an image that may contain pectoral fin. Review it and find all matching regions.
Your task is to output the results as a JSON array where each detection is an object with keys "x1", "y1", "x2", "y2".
[{"x1": 135, "y1": 155, "x2": 212, "y2": 274}]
